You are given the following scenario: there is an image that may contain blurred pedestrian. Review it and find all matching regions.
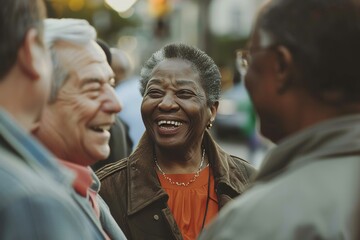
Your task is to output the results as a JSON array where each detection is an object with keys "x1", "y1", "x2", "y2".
[
  {"x1": 96, "y1": 43, "x2": 256, "y2": 240},
  {"x1": 199, "y1": 0, "x2": 360, "y2": 239},
  {"x1": 111, "y1": 47, "x2": 145, "y2": 149},
  {"x1": 91, "y1": 39, "x2": 133, "y2": 171},
  {"x1": 0, "y1": 1, "x2": 104, "y2": 239},
  {"x1": 34, "y1": 18, "x2": 126, "y2": 239}
]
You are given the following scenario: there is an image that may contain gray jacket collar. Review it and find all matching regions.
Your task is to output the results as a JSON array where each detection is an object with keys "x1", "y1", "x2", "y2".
[{"x1": 256, "y1": 114, "x2": 360, "y2": 182}]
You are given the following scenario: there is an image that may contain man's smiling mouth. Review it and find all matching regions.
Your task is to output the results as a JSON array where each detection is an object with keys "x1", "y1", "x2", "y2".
[{"x1": 91, "y1": 124, "x2": 112, "y2": 132}]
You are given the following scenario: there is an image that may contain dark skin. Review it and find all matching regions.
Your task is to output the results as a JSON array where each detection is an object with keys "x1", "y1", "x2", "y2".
[
  {"x1": 245, "y1": 26, "x2": 295, "y2": 143},
  {"x1": 141, "y1": 58, "x2": 218, "y2": 174},
  {"x1": 246, "y1": 2, "x2": 360, "y2": 143}
]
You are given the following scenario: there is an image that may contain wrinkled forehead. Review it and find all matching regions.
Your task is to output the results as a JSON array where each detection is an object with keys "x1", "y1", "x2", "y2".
[
  {"x1": 150, "y1": 58, "x2": 200, "y2": 79},
  {"x1": 152, "y1": 58, "x2": 200, "y2": 78},
  {"x1": 56, "y1": 40, "x2": 113, "y2": 80},
  {"x1": 147, "y1": 58, "x2": 202, "y2": 90},
  {"x1": 55, "y1": 40, "x2": 106, "y2": 66}
]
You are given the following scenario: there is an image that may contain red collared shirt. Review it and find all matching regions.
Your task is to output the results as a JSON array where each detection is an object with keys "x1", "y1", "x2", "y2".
[{"x1": 59, "y1": 160, "x2": 101, "y2": 223}]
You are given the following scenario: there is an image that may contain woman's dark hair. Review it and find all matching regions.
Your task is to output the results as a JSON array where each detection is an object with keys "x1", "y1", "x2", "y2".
[{"x1": 140, "y1": 43, "x2": 221, "y2": 106}]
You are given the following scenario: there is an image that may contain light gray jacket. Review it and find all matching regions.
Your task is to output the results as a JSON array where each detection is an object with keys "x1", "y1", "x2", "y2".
[
  {"x1": 200, "y1": 114, "x2": 360, "y2": 240},
  {"x1": 0, "y1": 109, "x2": 106, "y2": 239}
]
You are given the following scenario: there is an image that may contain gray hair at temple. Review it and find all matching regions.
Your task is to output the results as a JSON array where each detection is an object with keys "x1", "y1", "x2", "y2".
[
  {"x1": 257, "y1": 0, "x2": 360, "y2": 105},
  {"x1": 44, "y1": 18, "x2": 97, "y2": 103},
  {"x1": 140, "y1": 43, "x2": 221, "y2": 106}
]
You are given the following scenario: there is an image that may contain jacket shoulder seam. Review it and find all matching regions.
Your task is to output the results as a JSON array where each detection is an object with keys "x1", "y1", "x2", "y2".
[
  {"x1": 95, "y1": 158, "x2": 127, "y2": 181},
  {"x1": 229, "y1": 155, "x2": 255, "y2": 181},
  {"x1": 229, "y1": 154, "x2": 249, "y2": 163}
]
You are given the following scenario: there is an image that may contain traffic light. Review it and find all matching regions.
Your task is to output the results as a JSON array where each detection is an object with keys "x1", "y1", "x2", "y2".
[{"x1": 148, "y1": 0, "x2": 171, "y2": 18}]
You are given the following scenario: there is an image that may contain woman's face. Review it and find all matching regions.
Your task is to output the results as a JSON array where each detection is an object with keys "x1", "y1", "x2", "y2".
[{"x1": 141, "y1": 58, "x2": 217, "y2": 149}]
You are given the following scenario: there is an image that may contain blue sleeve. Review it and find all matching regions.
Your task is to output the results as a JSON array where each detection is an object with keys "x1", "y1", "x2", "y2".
[
  {"x1": 0, "y1": 194, "x2": 95, "y2": 240},
  {"x1": 97, "y1": 194, "x2": 127, "y2": 240}
]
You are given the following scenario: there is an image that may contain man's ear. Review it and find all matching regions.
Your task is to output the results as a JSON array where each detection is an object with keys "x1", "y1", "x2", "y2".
[
  {"x1": 17, "y1": 29, "x2": 42, "y2": 80},
  {"x1": 274, "y1": 46, "x2": 294, "y2": 94}
]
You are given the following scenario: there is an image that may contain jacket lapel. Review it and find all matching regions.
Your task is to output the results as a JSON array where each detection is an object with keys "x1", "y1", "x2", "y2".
[
  {"x1": 204, "y1": 131, "x2": 248, "y2": 196},
  {"x1": 127, "y1": 134, "x2": 168, "y2": 215}
]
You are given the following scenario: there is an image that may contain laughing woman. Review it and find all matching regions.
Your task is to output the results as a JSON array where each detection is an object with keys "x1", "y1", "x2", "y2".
[{"x1": 96, "y1": 43, "x2": 256, "y2": 240}]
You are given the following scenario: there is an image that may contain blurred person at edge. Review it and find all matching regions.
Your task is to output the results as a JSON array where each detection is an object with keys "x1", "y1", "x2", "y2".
[
  {"x1": 111, "y1": 47, "x2": 145, "y2": 149},
  {"x1": 199, "y1": 0, "x2": 360, "y2": 239},
  {"x1": 96, "y1": 43, "x2": 257, "y2": 240},
  {"x1": 32, "y1": 18, "x2": 126, "y2": 239},
  {"x1": 92, "y1": 39, "x2": 133, "y2": 172},
  {"x1": 0, "y1": 1, "x2": 106, "y2": 239}
]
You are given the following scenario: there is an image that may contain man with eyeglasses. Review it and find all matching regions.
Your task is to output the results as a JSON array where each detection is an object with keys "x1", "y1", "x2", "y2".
[{"x1": 199, "y1": 0, "x2": 360, "y2": 239}]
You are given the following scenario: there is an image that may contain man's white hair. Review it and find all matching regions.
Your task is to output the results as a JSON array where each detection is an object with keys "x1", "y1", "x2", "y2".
[
  {"x1": 44, "y1": 18, "x2": 97, "y2": 48},
  {"x1": 44, "y1": 18, "x2": 98, "y2": 103}
]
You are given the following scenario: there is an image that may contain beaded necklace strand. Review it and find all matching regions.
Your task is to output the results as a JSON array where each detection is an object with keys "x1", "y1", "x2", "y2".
[{"x1": 154, "y1": 148, "x2": 207, "y2": 187}]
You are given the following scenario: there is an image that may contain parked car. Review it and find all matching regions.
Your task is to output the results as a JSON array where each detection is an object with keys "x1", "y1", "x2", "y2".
[{"x1": 213, "y1": 82, "x2": 256, "y2": 140}]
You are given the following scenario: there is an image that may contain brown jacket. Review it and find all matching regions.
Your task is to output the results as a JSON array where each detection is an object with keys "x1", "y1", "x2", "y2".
[{"x1": 96, "y1": 131, "x2": 257, "y2": 240}]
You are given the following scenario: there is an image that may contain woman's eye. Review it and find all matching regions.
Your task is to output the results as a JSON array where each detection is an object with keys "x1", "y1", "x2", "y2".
[
  {"x1": 177, "y1": 90, "x2": 195, "y2": 98},
  {"x1": 146, "y1": 89, "x2": 163, "y2": 98}
]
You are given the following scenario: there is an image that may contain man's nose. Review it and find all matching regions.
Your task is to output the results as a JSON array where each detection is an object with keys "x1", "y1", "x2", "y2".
[{"x1": 102, "y1": 84, "x2": 122, "y2": 113}]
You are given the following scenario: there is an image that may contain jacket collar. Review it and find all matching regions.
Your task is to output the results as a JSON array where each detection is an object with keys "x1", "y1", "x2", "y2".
[
  {"x1": 126, "y1": 130, "x2": 247, "y2": 215},
  {"x1": 256, "y1": 114, "x2": 360, "y2": 182},
  {"x1": 203, "y1": 131, "x2": 250, "y2": 194},
  {"x1": 59, "y1": 160, "x2": 93, "y2": 198},
  {"x1": 126, "y1": 133, "x2": 167, "y2": 215}
]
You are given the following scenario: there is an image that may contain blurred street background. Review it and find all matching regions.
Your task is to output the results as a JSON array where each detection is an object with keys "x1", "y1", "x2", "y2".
[{"x1": 45, "y1": 0, "x2": 272, "y2": 168}]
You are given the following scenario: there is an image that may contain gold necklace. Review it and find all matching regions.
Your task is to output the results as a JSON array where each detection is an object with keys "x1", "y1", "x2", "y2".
[{"x1": 154, "y1": 148, "x2": 206, "y2": 187}]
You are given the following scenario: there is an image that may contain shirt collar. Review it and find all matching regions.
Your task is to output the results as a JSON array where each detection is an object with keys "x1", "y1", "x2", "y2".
[{"x1": 59, "y1": 160, "x2": 93, "y2": 197}]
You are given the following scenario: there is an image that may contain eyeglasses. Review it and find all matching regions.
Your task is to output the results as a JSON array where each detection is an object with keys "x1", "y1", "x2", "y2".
[
  {"x1": 235, "y1": 50, "x2": 250, "y2": 76},
  {"x1": 236, "y1": 47, "x2": 276, "y2": 76}
]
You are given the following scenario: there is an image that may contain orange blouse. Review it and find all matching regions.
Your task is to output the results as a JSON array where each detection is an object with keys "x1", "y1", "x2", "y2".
[{"x1": 157, "y1": 166, "x2": 218, "y2": 240}]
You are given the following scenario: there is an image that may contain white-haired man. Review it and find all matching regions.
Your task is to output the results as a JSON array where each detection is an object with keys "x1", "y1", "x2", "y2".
[{"x1": 33, "y1": 18, "x2": 126, "y2": 239}]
